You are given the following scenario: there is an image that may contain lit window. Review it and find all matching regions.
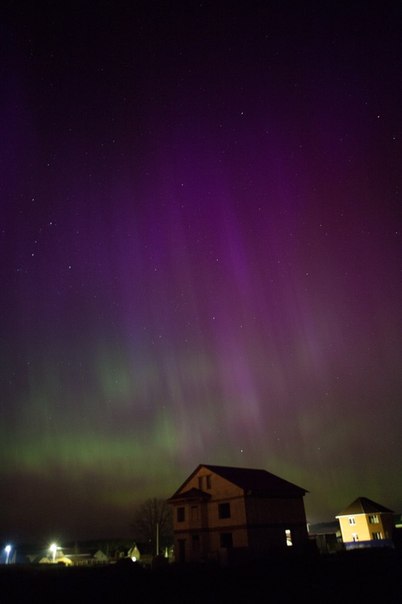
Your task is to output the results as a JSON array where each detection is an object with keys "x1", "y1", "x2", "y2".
[
  {"x1": 218, "y1": 502, "x2": 231, "y2": 519},
  {"x1": 368, "y1": 514, "x2": 379, "y2": 524},
  {"x1": 177, "y1": 507, "x2": 185, "y2": 522},
  {"x1": 352, "y1": 533, "x2": 359, "y2": 541},
  {"x1": 220, "y1": 533, "x2": 233, "y2": 548},
  {"x1": 372, "y1": 532, "x2": 382, "y2": 540},
  {"x1": 285, "y1": 529, "x2": 293, "y2": 547},
  {"x1": 348, "y1": 517, "x2": 356, "y2": 525}
]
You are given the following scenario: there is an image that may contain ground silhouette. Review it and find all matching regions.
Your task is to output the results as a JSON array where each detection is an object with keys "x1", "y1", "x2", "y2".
[{"x1": 2, "y1": 548, "x2": 401, "y2": 603}]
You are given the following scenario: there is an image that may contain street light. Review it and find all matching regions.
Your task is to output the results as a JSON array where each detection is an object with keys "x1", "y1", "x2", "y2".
[
  {"x1": 49, "y1": 543, "x2": 58, "y2": 563},
  {"x1": 4, "y1": 545, "x2": 11, "y2": 565}
]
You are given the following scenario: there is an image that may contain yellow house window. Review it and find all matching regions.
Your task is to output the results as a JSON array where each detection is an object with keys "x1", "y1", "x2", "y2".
[
  {"x1": 372, "y1": 532, "x2": 382, "y2": 540},
  {"x1": 368, "y1": 514, "x2": 379, "y2": 524},
  {"x1": 348, "y1": 517, "x2": 356, "y2": 525},
  {"x1": 352, "y1": 533, "x2": 359, "y2": 541}
]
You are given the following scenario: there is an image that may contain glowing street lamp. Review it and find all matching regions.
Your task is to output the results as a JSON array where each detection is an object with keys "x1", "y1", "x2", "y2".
[
  {"x1": 4, "y1": 545, "x2": 12, "y2": 565},
  {"x1": 49, "y1": 543, "x2": 58, "y2": 563}
]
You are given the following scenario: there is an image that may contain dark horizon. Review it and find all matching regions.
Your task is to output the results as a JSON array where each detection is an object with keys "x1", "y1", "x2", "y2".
[{"x1": 1, "y1": 1, "x2": 401, "y2": 543}]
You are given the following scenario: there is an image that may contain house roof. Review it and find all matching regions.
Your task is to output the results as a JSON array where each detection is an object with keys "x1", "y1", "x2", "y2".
[
  {"x1": 170, "y1": 464, "x2": 307, "y2": 499},
  {"x1": 308, "y1": 520, "x2": 340, "y2": 535},
  {"x1": 336, "y1": 497, "x2": 394, "y2": 517}
]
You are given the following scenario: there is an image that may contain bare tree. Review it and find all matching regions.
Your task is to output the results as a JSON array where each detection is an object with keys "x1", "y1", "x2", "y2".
[{"x1": 131, "y1": 498, "x2": 172, "y2": 555}]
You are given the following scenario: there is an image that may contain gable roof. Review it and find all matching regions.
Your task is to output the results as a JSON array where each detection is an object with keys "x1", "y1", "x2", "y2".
[
  {"x1": 336, "y1": 497, "x2": 394, "y2": 517},
  {"x1": 170, "y1": 464, "x2": 307, "y2": 499}
]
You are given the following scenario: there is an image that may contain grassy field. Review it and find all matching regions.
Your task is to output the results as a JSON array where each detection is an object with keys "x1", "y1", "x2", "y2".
[{"x1": 2, "y1": 548, "x2": 401, "y2": 603}]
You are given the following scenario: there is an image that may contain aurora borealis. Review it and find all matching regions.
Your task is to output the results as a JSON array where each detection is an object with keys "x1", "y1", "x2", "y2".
[{"x1": 1, "y1": 2, "x2": 401, "y2": 541}]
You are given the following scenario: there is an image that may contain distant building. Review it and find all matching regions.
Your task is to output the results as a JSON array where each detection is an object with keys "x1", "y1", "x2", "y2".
[
  {"x1": 336, "y1": 497, "x2": 394, "y2": 549},
  {"x1": 39, "y1": 550, "x2": 73, "y2": 565},
  {"x1": 66, "y1": 549, "x2": 109, "y2": 566},
  {"x1": 308, "y1": 521, "x2": 343, "y2": 554},
  {"x1": 127, "y1": 543, "x2": 141, "y2": 562},
  {"x1": 168, "y1": 464, "x2": 309, "y2": 564}
]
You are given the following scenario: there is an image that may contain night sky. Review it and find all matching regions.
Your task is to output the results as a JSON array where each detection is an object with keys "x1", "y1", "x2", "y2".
[{"x1": 1, "y1": 1, "x2": 401, "y2": 542}]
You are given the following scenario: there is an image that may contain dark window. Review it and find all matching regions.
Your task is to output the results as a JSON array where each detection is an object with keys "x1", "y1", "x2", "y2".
[
  {"x1": 192, "y1": 534, "x2": 200, "y2": 551},
  {"x1": 218, "y1": 502, "x2": 231, "y2": 519},
  {"x1": 191, "y1": 505, "x2": 199, "y2": 521},
  {"x1": 220, "y1": 533, "x2": 233, "y2": 548},
  {"x1": 177, "y1": 507, "x2": 185, "y2": 522},
  {"x1": 198, "y1": 476, "x2": 203, "y2": 490},
  {"x1": 177, "y1": 539, "x2": 186, "y2": 563},
  {"x1": 206, "y1": 475, "x2": 211, "y2": 489}
]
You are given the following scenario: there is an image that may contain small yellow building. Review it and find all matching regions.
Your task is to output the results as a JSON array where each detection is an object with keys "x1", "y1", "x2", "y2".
[
  {"x1": 336, "y1": 497, "x2": 394, "y2": 548},
  {"x1": 168, "y1": 464, "x2": 308, "y2": 564}
]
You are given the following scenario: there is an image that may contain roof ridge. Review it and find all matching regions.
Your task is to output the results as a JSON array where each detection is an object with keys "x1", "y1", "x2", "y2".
[
  {"x1": 169, "y1": 463, "x2": 308, "y2": 497},
  {"x1": 336, "y1": 496, "x2": 393, "y2": 516}
]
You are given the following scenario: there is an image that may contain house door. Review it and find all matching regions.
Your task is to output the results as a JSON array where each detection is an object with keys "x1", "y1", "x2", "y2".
[{"x1": 177, "y1": 539, "x2": 186, "y2": 563}]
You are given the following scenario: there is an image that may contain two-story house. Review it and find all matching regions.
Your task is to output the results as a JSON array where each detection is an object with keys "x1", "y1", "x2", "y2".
[
  {"x1": 168, "y1": 464, "x2": 309, "y2": 563},
  {"x1": 336, "y1": 497, "x2": 394, "y2": 549}
]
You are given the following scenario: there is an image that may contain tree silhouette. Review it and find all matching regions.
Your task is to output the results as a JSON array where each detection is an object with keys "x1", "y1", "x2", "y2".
[{"x1": 131, "y1": 498, "x2": 173, "y2": 555}]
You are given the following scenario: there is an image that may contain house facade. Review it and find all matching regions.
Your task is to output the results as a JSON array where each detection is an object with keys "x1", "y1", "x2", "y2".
[
  {"x1": 168, "y1": 464, "x2": 308, "y2": 563},
  {"x1": 336, "y1": 497, "x2": 394, "y2": 549}
]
